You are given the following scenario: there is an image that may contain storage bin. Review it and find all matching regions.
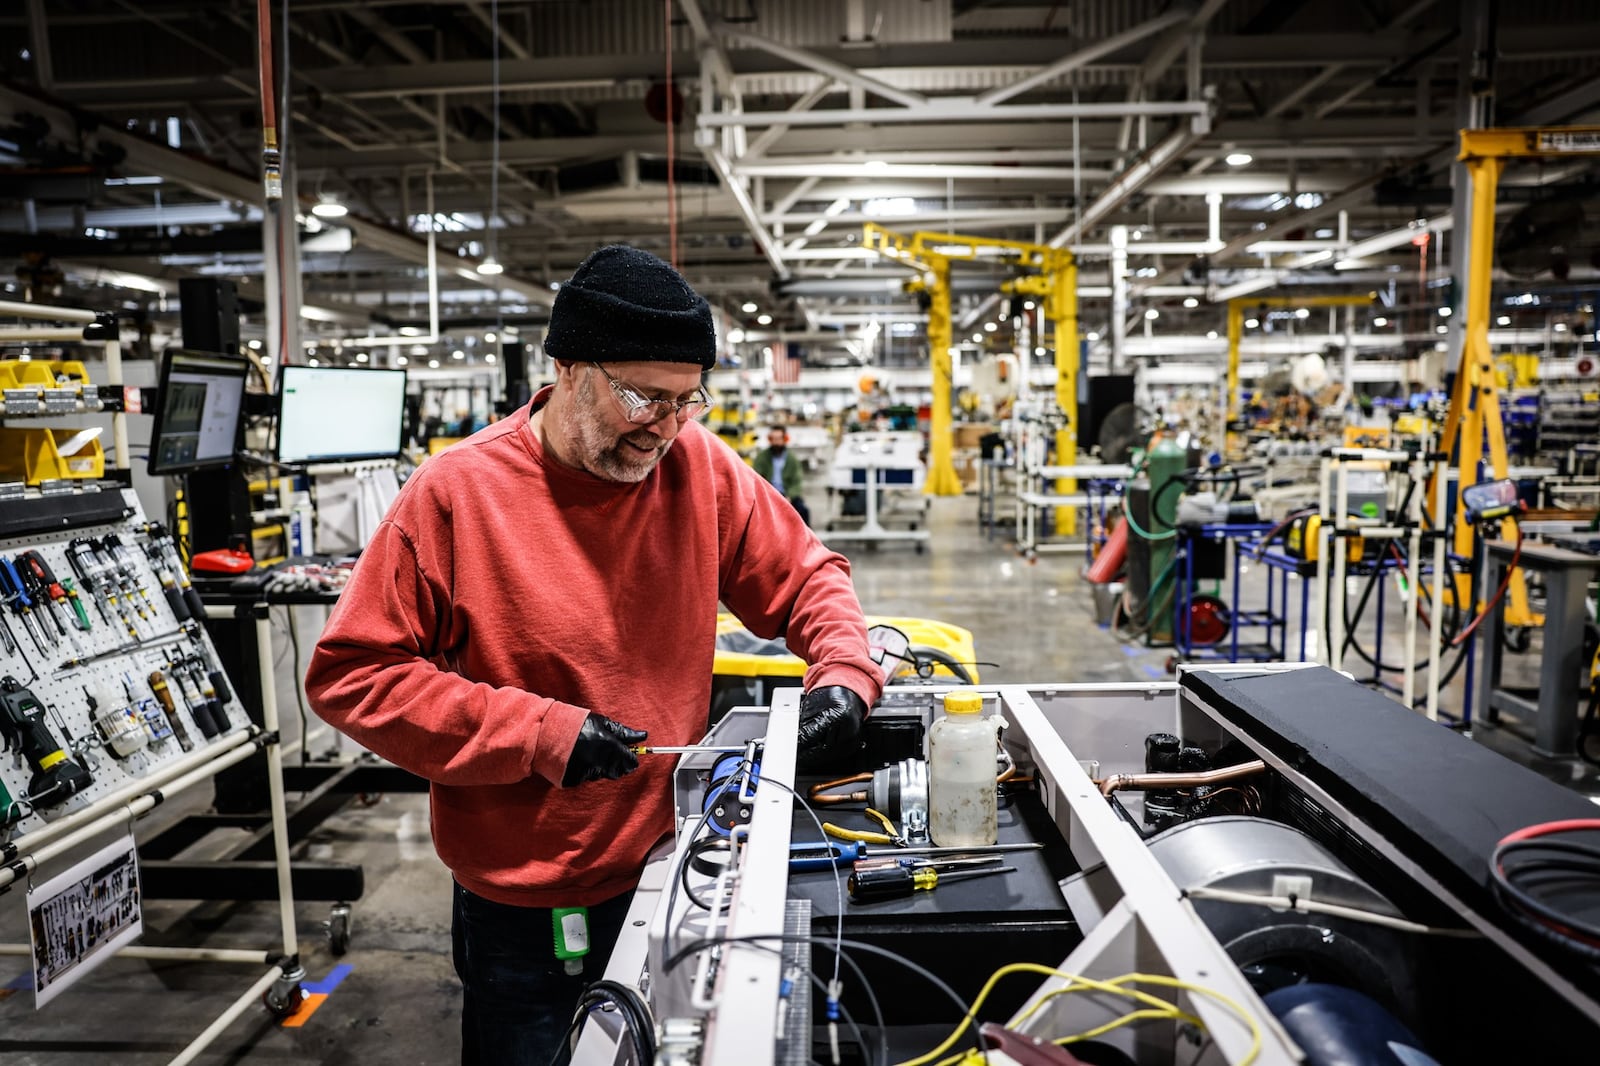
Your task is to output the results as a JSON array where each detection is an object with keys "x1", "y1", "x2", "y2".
[{"x1": 51, "y1": 428, "x2": 104, "y2": 478}]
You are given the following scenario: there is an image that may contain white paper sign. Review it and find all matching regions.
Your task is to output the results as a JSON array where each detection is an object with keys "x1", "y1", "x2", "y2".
[{"x1": 27, "y1": 834, "x2": 143, "y2": 1008}]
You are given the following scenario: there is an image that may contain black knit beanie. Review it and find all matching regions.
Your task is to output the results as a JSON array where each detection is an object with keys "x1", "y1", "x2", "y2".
[{"x1": 543, "y1": 245, "x2": 717, "y2": 370}]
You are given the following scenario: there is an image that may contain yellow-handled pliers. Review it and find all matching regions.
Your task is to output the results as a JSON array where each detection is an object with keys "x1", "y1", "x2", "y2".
[{"x1": 822, "y1": 807, "x2": 904, "y2": 847}]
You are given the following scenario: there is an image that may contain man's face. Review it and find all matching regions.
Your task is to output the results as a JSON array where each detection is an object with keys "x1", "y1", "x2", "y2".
[
  {"x1": 768, "y1": 429, "x2": 787, "y2": 450},
  {"x1": 555, "y1": 360, "x2": 704, "y2": 483}
]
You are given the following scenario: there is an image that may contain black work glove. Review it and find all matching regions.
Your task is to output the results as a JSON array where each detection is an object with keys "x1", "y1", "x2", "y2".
[
  {"x1": 561, "y1": 712, "x2": 647, "y2": 787},
  {"x1": 796, "y1": 686, "x2": 868, "y2": 771}
]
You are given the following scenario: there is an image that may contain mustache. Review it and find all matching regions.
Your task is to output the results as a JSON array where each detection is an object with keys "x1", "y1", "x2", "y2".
[{"x1": 621, "y1": 430, "x2": 664, "y2": 451}]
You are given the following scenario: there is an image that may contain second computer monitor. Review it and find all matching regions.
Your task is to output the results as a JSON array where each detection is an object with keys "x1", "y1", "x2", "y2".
[{"x1": 276, "y1": 365, "x2": 408, "y2": 465}]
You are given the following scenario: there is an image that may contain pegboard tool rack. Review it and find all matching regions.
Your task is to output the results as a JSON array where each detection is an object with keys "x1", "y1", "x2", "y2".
[{"x1": 0, "y1": 486, "x2": 306, "y2": 1064}]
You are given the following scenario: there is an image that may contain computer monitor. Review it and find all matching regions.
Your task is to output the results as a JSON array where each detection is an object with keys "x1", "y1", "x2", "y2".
[
  {"x1": 147, "y1": 350, "x2": 248, "y2": 476},
  {"x1": 276, "y1": 365, "x2": 408, "y2": 465}
]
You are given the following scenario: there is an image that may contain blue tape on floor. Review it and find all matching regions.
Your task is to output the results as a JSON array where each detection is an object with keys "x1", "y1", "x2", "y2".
[
  {"x1": 4, "y1": 970, "x2": 34, "y2": 991},
  {"x1": 1142, "y1": 664, "x2": 1166, "y2": 679},
  {"x1": 302, "y1": 964, "x2": 353, "y2": 995},
  {"x1": 1121, "y1": 644, "x2": 1142, "y2": 657}
]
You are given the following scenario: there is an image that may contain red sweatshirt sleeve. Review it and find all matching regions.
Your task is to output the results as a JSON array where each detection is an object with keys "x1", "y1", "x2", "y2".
[
  {"x1": 304, "y1": 511, "x2": 588, "y2": 788},
  {"x1": 716, "y1": 453, "x2": 884, "y2": 708}
]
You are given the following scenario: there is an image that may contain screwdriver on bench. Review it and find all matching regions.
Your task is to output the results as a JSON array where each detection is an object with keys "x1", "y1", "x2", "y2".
[{"x1": 847, "y1": 862, "x2": 1016, "y2": 903}]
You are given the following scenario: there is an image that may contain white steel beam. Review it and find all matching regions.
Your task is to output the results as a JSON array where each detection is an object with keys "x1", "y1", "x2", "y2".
[
  {"x1": 697, "y1": 99, "x2": 1211, "y2": 128},
  {"x1": 702, "y1": 145, "x2": 789, "y2": 278},
  {"x1": 720, "y1": 29, "x2": 927, "y2": 109},
  {"x1": 1047, "y1": 123, "x2": 1208, "y2": 247},
  {"x1": 975, "y1": 7, "x2": 1195, "y2": 108}
]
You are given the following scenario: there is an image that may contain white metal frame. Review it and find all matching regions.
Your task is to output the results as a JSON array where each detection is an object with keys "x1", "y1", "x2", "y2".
[{"x1": 0, "y1": 600, "x2": 302, "y2": 1065}]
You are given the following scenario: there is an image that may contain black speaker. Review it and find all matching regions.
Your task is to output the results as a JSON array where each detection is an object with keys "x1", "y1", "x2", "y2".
[
  {"x1": 1078, "y1": 374, "x2": 1136, "y2": 449},
  {"x1": 178, "y1": 278, "x2": 241, "y2": 356},
  {"x1": 503, "y1": 339, "x2": 531, "y2": 409}
]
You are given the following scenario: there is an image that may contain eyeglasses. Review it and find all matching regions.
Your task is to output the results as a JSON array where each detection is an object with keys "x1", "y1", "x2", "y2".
[{"x1": 590, "y1": 363, "x2": 711, "y2": 424}]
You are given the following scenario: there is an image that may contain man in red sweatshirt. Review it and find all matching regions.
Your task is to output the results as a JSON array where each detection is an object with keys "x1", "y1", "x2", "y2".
[{"x1": 305, "y1": 244, "x2": 881, "y2": 1066}]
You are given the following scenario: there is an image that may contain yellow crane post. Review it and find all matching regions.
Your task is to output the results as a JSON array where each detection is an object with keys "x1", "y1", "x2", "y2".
[
  {"x1": 1224, "y1": 293, "x2": 1373, "y2": 453},
  {"x1": 1427, "y1": 126, "x2": 1600, "y2": 626},
  {"x1": 864, "y1": 226, "x2": 1079, "y2": 516}
]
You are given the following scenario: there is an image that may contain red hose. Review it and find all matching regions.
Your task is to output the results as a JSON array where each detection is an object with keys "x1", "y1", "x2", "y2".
[
  {"x1": 1451, "y1": 523, "x2": 1522, "y2": 648},
  {"x1": 1085, "y1": 516, "x2": 1128, "y2": 584},
  {"x1": 664, "y1": 0, "x2": 678, "y2": 268},
  {"x1": 257, "y1": 0, "x2": 276, "y2": 139}
]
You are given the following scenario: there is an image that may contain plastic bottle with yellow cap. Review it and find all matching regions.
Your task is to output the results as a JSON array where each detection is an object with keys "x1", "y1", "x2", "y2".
[{"x1": 927, "y1": 688, "x2": 998, "y2": 847}]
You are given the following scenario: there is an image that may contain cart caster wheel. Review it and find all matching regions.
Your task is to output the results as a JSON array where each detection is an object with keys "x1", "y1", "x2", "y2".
[
  {"x1": 262, "y1": 966, "x2": 308, "y2": 1017},
  {"x1": 356, "y1": 791, "x2": 382, "y2": 808},
  {"x1": 1164, "y1": 656, "x2": 1179, "y2": 674},
  {"x1": 327, "y1": 903, "x2": 353, "y2": 956},
  {"x1": 1503, "y1": 626, "x2": 1533, "y2": 654}
]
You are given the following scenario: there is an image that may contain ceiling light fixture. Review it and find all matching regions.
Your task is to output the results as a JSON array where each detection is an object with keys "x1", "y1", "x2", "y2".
[
  {"x1": 742, "y1": 301, "x2": 759, "y2": 313},
  {"x1": 311, "y1": 194, "x2": 348, "y2": 219},
  {"x1": 1225, "y1": 151, "x2": 1253, "y2": 167},
  {"x1": 1373, "y1": 317, "x2": 1388, "y2": 327},
  {"x1": 1496, "y1": 315, "x2": 1511, "y2": 326},
  {"x1": 481, "y1": 0, "x2": 505, "y2": 282},
  {"x1": 1245, "y1": 317, "x2": 1259, "y2": 328},
  {"x1": 983, "y1": 321, "x2": 997, "y2": 332},
  {"x1": 1144, "y1": 308, "x2": 1159, "y2": 320},
  {"x1": 757, "y1": 314, "x2": 773, "y2": 325},
  {"x1": 1182, "y1": 297, "x2": 1199, "y2": 308}
]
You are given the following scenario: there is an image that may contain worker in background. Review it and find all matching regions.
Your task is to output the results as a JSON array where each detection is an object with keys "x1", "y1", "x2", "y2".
[
  {"x1": 752, "y1": 425, "x2": 810, "y2": 526},
  {"x1": 305, "y1": 244, "x2": 881, "y2": 1066}
]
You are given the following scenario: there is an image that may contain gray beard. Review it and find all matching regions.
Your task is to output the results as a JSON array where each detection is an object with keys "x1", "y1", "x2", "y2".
[{"x1": 563, "y1": 371, "x2": 673, "y2": 483}]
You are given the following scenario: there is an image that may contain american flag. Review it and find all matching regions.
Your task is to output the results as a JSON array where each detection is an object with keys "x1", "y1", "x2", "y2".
[{"x1": 772, "y1": 343, "x2": 802, "y2": 384}]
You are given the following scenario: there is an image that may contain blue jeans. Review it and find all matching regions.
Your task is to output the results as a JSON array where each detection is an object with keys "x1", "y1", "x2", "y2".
[{"x1": 451, "y1": 881, "x2": 635, "y2": 1066}]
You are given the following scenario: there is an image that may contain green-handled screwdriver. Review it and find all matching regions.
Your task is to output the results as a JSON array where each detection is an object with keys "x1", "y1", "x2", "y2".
[{"x1": 847, "y1": 862, "x2": 1016, "y2": 903}]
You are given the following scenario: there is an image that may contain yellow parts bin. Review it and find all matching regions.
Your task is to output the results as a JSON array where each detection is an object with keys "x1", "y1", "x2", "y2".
[{"x1": 0, "y1": 427, "x2": 105, "y2": 484}]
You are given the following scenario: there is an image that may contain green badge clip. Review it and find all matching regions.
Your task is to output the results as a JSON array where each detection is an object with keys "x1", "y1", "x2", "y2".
[{"x1": 553, "y1": 906, "x2": 590, "y2": 976}]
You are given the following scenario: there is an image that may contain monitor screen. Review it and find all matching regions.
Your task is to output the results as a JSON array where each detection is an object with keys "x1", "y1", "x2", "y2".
[
  {"x1": 148, "y1": 350, "x2": 248, "y2": 476},
  {"x1": 276, "y1": 365, "x2": 408, "y2": 465}
]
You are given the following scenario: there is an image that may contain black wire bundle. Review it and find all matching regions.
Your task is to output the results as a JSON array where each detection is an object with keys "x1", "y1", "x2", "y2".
[
  {"x1": 550, "y1": 979, "x2": 656, "y2": 1066},
  {"x1": 1489, "y1": 822, "x2": 1600, "y2": 967}
]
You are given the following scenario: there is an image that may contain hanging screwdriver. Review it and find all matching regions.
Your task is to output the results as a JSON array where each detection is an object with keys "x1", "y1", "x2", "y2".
[
  {"x1": 23, "y1": 551, "x2": 90, "y2": 632},
  {"x1": 171, "y1": 664, "x2": 219, "y2": 738},
  {"x1": 147, "y1": 670, "x2": 196, "y2": 751},
  {"x1": 17, "y1": 556, "x2": 89, "y2": 661},
  {"x1": 89, "y1": 536, "x2": 148, "y2": 623},
  {"x1": 65, "y1": 538, "x2": 113, "y2": 626},
  {"x1": 142, "y1": 524, "x2": 208, "y2": 622},
  {"x1": 101, "y1": 535, "x2": 155, "y2": 618},
  {"x1": 0, "y1": 557, "x2": 52, "y2": 654},
  {"x1": 76, "y1": 538, "x2": 141, "y2": 638},
  {"x1": 847, "y1": 863, "x2": 1016, "y2": 903},
  {"x1": 15, "y1": 556, "x2": 67, "y2": 642},
  {"x1": 186, "y1": 656, "x2": 231, "y2": 732}
]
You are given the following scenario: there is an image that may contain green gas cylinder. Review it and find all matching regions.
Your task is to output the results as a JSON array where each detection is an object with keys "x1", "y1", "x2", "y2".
[{"x1": 1145, "y1": 435, "x2": 1188, "y2": 645}]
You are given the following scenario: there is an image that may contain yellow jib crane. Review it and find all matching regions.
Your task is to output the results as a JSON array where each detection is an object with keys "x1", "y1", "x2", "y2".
[
  {"x1": 862, "y1": 226, "x2": 1079, "y2": 525},
  {"x1": 1225, "y1": 293, "x2": 1374, "y2": 447},
  {"x1": 1426, "y1": 126, "x2": 1600, "y2": 626}
]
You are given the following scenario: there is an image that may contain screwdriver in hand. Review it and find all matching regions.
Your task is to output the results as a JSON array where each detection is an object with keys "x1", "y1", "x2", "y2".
[
  {"x1": 847, "y1": 863, "x2": 1016, "y2": 903},
  {"x1": 630, "y1": 744, "x2": 750, "y2": 756}
]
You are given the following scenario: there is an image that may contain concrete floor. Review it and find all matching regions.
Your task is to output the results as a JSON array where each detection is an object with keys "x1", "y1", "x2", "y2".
[{"x1": 2, "y1": 495, "x2": 1595, "y2": 1063}]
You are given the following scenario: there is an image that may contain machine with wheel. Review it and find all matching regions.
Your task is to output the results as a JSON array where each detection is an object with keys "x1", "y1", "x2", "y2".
[{"x1": 566, "y1": 664, "x2": 1600, "y2": 1065}]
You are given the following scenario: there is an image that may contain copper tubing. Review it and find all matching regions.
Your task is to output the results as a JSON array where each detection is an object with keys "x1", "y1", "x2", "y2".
[
  {"x1": 1097, "y1": 759, "x2": 1267, "y2": 798},
  {"x1": 809, "y1": 773, "x2": 871, "y2": 806}
]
